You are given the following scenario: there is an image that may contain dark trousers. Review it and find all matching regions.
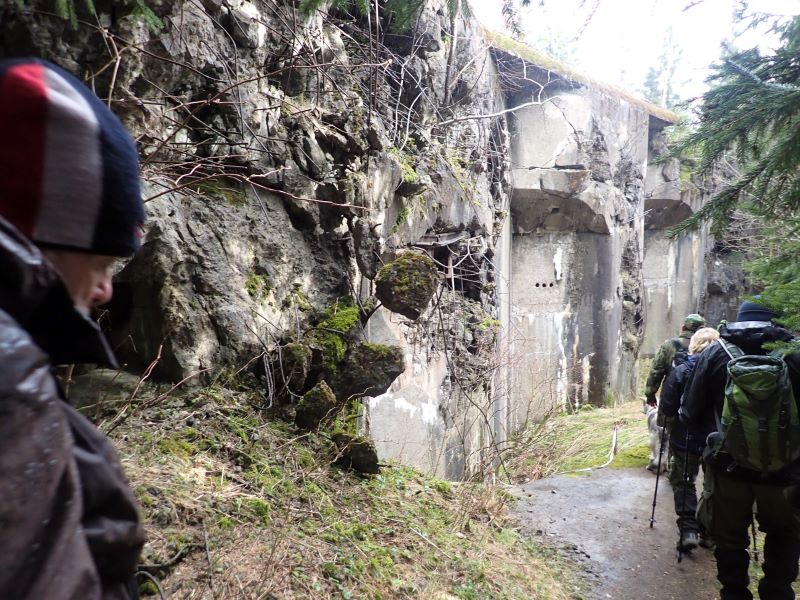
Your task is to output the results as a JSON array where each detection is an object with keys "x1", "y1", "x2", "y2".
[
  {"x1": 698, "y1": 465, "x2": 800, "y2": 599},
  {"x1": 668, "y1": 446, "x2": 702, "y2": 534}
]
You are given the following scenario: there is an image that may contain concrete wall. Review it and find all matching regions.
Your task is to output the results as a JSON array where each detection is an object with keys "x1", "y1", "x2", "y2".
[
  {"x1": 507, "y1": 85, "x2": 649, "y2": 413},
  {"x1": 641, "y1": 133, "x2": 707, "y2": 355},
  {"x1": 641, "y1": 230, "x2": 705, "y2": 354},
  {"x1": 361, "y1": 18, "x2": 512, "y2": 479}
]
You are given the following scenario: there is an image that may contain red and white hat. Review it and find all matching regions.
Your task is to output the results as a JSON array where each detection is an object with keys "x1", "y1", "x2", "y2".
[{"x1": 0, "y1": 58, "x2": 144, "y2": 257}]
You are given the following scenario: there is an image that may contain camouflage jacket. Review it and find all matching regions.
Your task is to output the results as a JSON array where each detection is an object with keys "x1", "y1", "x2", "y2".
[{"x1": 644, "y1": 331, "x2": 692, "y2": 397}]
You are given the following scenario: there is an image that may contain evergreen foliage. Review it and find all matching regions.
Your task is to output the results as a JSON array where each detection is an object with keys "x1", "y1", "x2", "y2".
[
  {"x1": 669, "y1": 14, "x2": 800, "y2": 333},
  {"x1": 641, "y1": 26, "x2": 682, "y2": 109},
  {"x1": 131, "y1": 0, "x2": 163, "y2": 33},
  {"x1": 747, "y1": 235, "x2": 800, "y2": 333},
  {"x1": 668, "y1": 16, "x2": 800, "y2": 238}
]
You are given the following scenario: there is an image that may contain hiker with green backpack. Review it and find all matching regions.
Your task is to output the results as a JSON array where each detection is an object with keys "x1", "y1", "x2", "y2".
[{"x1": 681, "y1": 301, "x2": 800, "y2": 600}]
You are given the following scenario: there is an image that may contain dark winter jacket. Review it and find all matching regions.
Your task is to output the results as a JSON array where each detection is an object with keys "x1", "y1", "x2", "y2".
[
  {"x1": 681, "y1": 321, "x2": 800, "y2": 482},
  {"x1": 658, "y1": 354, "x2": 709, "y2": 455},
  {"x1": 645, "y1": 332, "x2": 691, "y2": 397},
  {"x1": 0, "y1": 218, "x2": 144, "y2": 599}
]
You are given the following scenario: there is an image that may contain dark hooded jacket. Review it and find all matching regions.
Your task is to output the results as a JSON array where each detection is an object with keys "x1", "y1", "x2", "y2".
[
  {"x1": 0, "y1": 218, "x2": 144, "y2": 599},
  {"x1": 658, "y1": 354, "x2": 709, "y2": 455},
  {"x1": 681, "y1": 321, "x2": 800, "y2": 482}
]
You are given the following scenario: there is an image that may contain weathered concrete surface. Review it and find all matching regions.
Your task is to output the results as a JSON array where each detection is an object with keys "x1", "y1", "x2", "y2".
[
  {"x1": 1, "y1": 0, "x2": 736, "y2": 481},
  {"x1": 642, "y1": 229, "x2": 706, "y2": 354},
  {"x1": 641, "y1": 131, "x2": 708, "y2": 355},
  {"x1": 507, "y1": 82, "x2": 652, "y2": 412}
]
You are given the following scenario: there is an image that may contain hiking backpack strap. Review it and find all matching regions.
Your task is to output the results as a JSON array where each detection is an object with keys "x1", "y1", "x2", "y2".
[
  {"x1": 713, "y1": 339, "x2": 743, "y2": 463},
  {"x1": 718, "y1": 339, "x2": 742, "y2": 361}
]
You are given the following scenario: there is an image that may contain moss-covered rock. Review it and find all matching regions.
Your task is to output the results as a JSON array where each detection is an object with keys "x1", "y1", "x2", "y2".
[
  {"x1": 311, "y1": 298, "x2": 362, "y2": 377},
  {"x1": 375, "y1": 250, "x2": 439, "y2": 320},
  {"x1": 272, "y1": 342, "x2": 312, "y2": 401},
  {"x1": 332, "y1": 432, "x2": 380, "y2": 474},
  {"x1": 331, "y1": 342, "x2": 405, "y2": 400},
  {"x1": 295, "y1": 380, "x2": 338, "y2": 431}
]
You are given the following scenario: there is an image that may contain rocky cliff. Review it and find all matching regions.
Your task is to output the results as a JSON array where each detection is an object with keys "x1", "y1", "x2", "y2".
[{"x1": 2, "y1": 0, "x2": 510, "y2": 476}]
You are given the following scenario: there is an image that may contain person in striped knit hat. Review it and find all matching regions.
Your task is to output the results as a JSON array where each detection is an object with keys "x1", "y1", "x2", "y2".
[{"x1": 0, "y1": 58, "x2": 145, "y2": 599}]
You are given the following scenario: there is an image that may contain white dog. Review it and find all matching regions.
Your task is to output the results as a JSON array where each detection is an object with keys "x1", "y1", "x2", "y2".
[{"x1": 646, "y1": 406, "x2": 667, "y2": 474}]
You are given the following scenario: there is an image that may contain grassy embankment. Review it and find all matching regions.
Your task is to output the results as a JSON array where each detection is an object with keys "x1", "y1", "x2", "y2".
[{"x1": 94, "y1": 376, "x2": 590, "y2": 599}]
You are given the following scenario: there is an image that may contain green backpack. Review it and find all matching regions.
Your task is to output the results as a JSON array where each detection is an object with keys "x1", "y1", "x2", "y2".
[{"x1": 716, "y1": 339, "x2": 800, "y2": 473}]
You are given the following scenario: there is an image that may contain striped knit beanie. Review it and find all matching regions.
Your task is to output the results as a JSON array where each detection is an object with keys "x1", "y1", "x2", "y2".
[{"x1": 0, "y1": 58, "x2": 143, "y2": 257}]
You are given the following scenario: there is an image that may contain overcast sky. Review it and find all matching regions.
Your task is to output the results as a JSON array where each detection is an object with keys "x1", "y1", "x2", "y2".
[{"x1": 472, "y1": 0, "x2": 797, "y2": 101}]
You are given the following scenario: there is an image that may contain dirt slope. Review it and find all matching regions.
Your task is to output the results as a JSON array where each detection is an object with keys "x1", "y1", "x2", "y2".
[{"x1": 511, "y1": 468, "x2": 719, "y2": 599}]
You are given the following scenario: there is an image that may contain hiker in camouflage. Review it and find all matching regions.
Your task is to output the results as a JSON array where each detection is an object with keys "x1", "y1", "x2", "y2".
[
  {"x1": 682, "y1": 301, "x2": 800, "y2": 600},
  {"x1": 645, "y1": 314, "x2": 706, "y2": 408}
]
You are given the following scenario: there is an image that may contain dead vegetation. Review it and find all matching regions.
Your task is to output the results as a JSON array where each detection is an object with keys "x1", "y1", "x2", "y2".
[
  {"x1": 503, "y1": 402, "x2": 652, "y2": 483},
  {"x1": 101, "y1": 378, "x2": 586, "y2": 599}
]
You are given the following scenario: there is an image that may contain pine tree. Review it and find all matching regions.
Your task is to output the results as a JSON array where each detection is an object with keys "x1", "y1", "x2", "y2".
[
  {"x1": 669, "y1": 16, "x2": 800, "y2": 237},
  {"x1": 669, "y1": 15, "x2": 800, "y2": 330},
  {"x1": 641, "y1": 26, "x2": 682, "y2": 109}
]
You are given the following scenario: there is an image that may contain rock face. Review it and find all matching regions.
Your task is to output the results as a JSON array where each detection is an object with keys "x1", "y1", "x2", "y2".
[{"x1": 0, "y1": 1, "x2": 722, "y2": 478}]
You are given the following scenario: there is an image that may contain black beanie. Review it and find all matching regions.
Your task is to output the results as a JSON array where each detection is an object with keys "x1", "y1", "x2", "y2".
[
  {"x1": 0, "y1": 58, "x2": 144, "y2": 257},
  {"x1": 736, "y1": 300, "x2": 778, "y2": 323}
]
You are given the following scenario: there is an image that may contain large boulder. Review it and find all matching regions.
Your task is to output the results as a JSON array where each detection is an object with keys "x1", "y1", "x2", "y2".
[
  {"x1": 374, "y1": 250, "x2": 439, "y2": 320},
  {"x1": 331, "y1": 342, "x2": 405, "y2": 400}
]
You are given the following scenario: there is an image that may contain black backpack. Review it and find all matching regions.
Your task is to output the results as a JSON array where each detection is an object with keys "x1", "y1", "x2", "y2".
[{"x1": 670, "y1": 338, "x2": 690, "y2": 370}]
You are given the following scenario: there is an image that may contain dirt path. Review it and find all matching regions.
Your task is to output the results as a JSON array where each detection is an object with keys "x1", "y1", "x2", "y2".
[{"x1": 511, "y1": 467, "x2": 720, "y2": 599}]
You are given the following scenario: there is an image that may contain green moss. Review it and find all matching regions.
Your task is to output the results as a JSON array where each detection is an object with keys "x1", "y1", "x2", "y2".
[
  {"x1": 312, "y1": 298, "x2": 361, "y2": 373},
  {"x1": 156, "y1": 436, "x2": 198, "y2": 459},
  {"x1": 388, "y1": 147, "x2": 419, "y2": 184},
  {"x1": 391, "y1": 206, "x2": 411, "y2": 234},
  {"x1": 611, "y1": 443, "x2": 650, "y2": 469},
  {"x1": 318, "y1": 298, "x2": 359, "y2": 331},
  {"x1": 282, "y1": 287, "x2": 312, "y2": 311},
  {"x1": 138, "y1": 579, "x2": 160, "y2": 596},
  {"x1": 476, "y1": 318, "x2": 501, "y2": 331},
  {"x1": 245, "y1": 498, "x2": 271, "y2": 525},
  {"x1": 195, "y1": 180, "x2": 247, "y2": 206},
  {"x1": 245, "y1": 273, "x2": 271, "y2": 300},
  {"x1": 375, "y1": 252, "x2": 438, "y2": 304}
]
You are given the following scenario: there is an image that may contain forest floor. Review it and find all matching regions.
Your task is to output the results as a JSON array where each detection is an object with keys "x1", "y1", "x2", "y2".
[{"x1": 76, "y1": 367, "x2": 781, "y2": 599}]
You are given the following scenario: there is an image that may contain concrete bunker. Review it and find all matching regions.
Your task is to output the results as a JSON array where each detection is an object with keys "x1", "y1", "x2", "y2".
[
  {"x1": 492, "y1": 36, "x2": 678, "y2": 421},
  {"x1": 641, "y1": 130, "x2": 707, "y2": 353}
]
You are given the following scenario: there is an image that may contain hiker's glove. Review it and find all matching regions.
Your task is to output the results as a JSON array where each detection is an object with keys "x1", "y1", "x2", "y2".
[{"x1": 646, "y1": 394, "x2": 657, "y2": 407}]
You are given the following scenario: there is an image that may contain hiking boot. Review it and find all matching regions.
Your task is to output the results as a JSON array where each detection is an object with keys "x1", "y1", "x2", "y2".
[{"x1": 678, "y1": 531, "x2": 699, "y2": 552}]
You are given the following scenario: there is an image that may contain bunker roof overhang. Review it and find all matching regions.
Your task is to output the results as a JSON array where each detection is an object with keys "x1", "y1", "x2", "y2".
[
  {"x1": 486, "y1": 30, "x2": 682, "y2": 234},
  {"x1": 485, "y1": 30, "x2": 679, "y2": 128}
]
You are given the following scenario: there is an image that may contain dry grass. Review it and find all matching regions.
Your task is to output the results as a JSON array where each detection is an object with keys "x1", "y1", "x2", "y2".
[
  {"x1": 103, "y1": 381, "x2": 587, "y2": 599},
  {"x1": 504, "y1": 402, "x2": 651, "y2": 482}
]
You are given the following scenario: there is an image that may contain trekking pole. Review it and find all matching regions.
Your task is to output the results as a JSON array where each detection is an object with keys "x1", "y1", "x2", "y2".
[
  {"x1": 649, "y1": 419, "x2": 668, "y2": 528},
  {"x1": 751, "y1": 511, "x2": 760, "y2": 564},
  {"x1": 677, "y1": 430, "x2": 691, "y2": 563}
]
